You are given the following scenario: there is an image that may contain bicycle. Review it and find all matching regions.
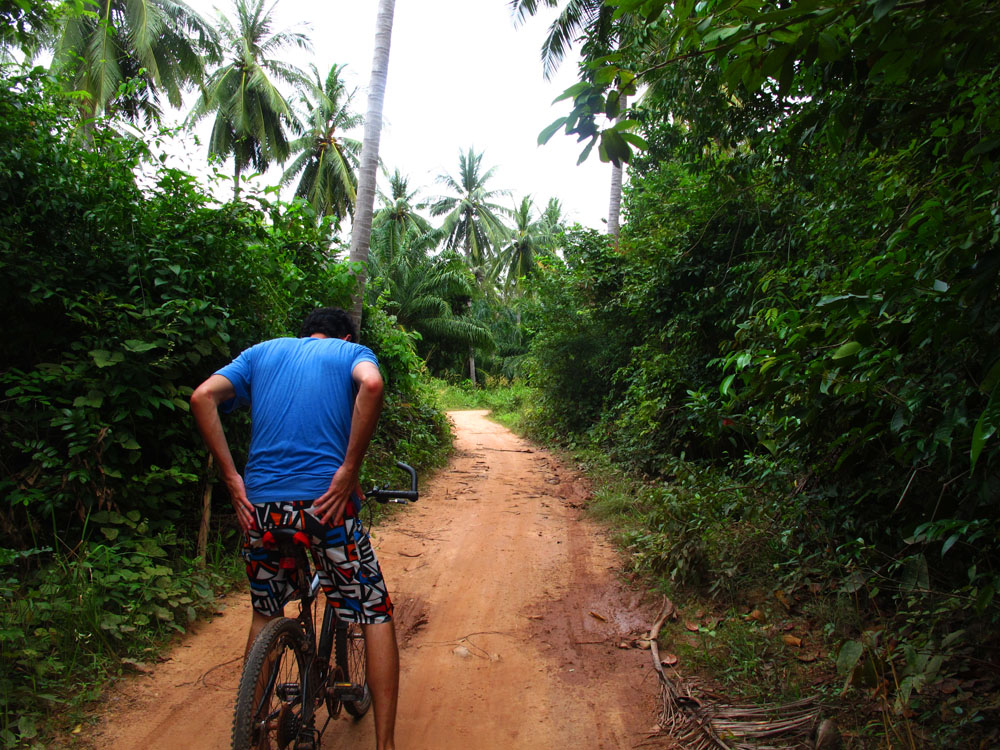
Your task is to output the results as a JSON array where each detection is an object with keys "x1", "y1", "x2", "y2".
[{"x1": 231, "y1": 462, "x2": 419, "y2": 750}]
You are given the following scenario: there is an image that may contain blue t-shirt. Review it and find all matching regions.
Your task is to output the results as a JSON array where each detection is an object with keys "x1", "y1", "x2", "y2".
[{"x1": 214, "y1": 336, "x2": 379, "y2": 504}]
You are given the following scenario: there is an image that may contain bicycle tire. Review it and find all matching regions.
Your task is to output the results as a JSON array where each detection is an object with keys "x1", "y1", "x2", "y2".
[
  {"x1": 232, "y1": 617, "x2": 309, "y2": 750},
  {"x1": 334, "y1": 621, "x2": 371, "y2": 718}
]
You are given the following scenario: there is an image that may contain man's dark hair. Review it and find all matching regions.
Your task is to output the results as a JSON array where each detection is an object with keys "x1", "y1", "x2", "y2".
[{"x1": 299, "y1": 307, "x2": 357, "y2": 341}]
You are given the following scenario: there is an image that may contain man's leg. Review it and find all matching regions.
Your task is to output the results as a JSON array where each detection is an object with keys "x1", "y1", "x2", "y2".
[{"x1": 362, "y1": 621, "x2": 399, "y2": 750}]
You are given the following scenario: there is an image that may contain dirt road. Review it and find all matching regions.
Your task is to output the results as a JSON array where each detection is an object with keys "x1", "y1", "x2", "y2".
[{"x1": 91, "y1": 410, "x2": 659, "y2": 749}]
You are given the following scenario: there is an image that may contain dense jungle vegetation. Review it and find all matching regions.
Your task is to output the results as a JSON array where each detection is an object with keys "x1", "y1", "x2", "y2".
[
  {"x1": 511, "y1": 0, "x2": 1000, "y2": 745},
  {"x1": 2, "y1": 0, "x2": 999, "y2": 747}
]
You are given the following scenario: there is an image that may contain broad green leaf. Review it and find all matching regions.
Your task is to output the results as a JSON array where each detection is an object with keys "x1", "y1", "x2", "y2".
[
  {"x1": 18, "y1": 716, "x2": 37, "y2": 739},
  {"x1": 123, "y1": 339, "x2": 160, "y2": 352},
  {"x1": 976, "y1": 584, "x2": 995, "y2": 613},
  {"x1": 552, "y1": 81, "x2": 590, "y2": 104},
  {"x1": 538, "y1": 117, "x2": 568, "y2": 146},
  {"x1": 576, "y1": 138, "x2": 596, "y2": 165},
  {"x1": 100, "y1": 526, "x2": 120, "y2": 541},
  {"x1": 836, "y1": 640, "x2": 864, "y2": 675},
  {"x1": 941, "y1": 534, "x2": 960, "y2": 557},
  {"x1": 970, "y1": 383, "x2": 999, "y2": 471},
  {"x1": 73, "y1": 389, "x2": 105, "y2": 408},
  {"x1": 980, "y1": 359, "x2": 1000, "y2": 394},
  {"x1": 594, "y1": 66, "x2": 619, "y2": 85},
  {"x1": 872, "y1": 0, "x2": 898, "y2": 22},
  {"x1": 620, "y1": 132, "x2": 649, "y2": 150},
  {"x1": 90, "y1": 349, "x2": 125, "y2": 368},
  {"x1": 832, "y1": 341, "x2": 862, "y2": 359},
  {"x1": 702, "y1": 25, "x2": 744, "y2": 45},
  {"x1": 610, "y1": 119, "x2": 642, "y2": 133},
  {"x1": 601, "y1": 130, "x2": 631, "y2": 165},
  {"x1": 968, "y1": 137, "x2": 1000, "y2": 157}
]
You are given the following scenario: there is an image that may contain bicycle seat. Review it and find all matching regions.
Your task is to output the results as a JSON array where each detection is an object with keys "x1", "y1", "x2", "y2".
[{"x1": 261, "y1": 528, "x2": 312, "y2": 552}]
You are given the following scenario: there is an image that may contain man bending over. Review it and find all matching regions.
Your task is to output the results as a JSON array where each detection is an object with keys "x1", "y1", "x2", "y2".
[{"x1": 190, "y1": 307, "x2": 398, "y2": 750}]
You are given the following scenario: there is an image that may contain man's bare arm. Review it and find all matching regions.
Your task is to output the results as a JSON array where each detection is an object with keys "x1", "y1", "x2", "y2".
[
  {"x1": 313, "y1": 361, "x2": 385, "y2": 525},
  {"x1": 190, "y1": 374, "x2": 255, "y2": 533}
]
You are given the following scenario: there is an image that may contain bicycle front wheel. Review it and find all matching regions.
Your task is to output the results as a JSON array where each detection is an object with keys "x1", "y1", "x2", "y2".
[
  {"x1": 232, "y1": 617, "x2": 309, "y2": 750},
  {"x1": 334, "y1": 621, "x2": 371, "y2": 718}
]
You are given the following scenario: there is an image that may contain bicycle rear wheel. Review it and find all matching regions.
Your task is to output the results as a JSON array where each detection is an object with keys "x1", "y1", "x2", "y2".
[
  {"x1": 334, "y1": 621, "x2": 371, "y2": 718},
  {"x1": 232, "y1": 617, "x2": 309, "y2": 750}
]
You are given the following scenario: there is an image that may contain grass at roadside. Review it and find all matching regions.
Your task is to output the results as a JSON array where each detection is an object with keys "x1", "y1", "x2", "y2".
[{"x1": 428, "y1": 378, "x2": 531, "y2": 433}]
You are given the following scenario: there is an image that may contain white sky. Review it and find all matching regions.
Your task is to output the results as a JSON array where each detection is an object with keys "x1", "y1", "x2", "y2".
[{"x1": 177, "y1": 0, "x2": 614, "y2": 230}]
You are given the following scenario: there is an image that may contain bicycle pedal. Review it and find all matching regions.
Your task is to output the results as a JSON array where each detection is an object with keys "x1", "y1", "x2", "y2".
[{"x1": 332, "y1": 682, "x2": 365, "y2": 701}]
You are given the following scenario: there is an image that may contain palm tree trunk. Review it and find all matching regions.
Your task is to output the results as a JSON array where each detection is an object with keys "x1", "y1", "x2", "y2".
[
  {"x1": 348, "y1": 0, "x2": 396, "y2": 337},
  {"x1": 608, "y1": 94, "x2": 627, "y2": 240},
  {"x1": 608, "y1": 161, "x2": 622, "y2": 239}
]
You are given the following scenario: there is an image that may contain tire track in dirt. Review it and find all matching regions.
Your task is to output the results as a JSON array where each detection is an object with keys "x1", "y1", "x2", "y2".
[{"x1": 85, "y1": 410, "x2": 659, "y2": 749}]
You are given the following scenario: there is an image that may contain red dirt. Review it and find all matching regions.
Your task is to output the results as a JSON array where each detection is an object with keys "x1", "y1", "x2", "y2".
[{"x1": 85, "y1": 410, "x2": 661, "y2": 749}]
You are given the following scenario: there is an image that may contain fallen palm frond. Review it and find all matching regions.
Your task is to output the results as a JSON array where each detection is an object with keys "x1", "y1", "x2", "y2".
[{"x1": 646, "y1": 598, "x2": 826, "y2": 750}]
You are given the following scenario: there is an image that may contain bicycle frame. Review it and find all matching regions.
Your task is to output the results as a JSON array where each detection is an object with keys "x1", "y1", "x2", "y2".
[{"x1": 255, "y1": 531, "x2": 334, "y2": 745}]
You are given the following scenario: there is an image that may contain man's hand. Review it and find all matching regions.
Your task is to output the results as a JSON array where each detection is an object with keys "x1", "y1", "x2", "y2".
[
  {"x1": 226, "y1": 473, "x2": 255, "y2": 533},
  {"x1": 313, "y1": 464, "x2": 357, "y2": 525},
  {"x1": 190, "y1": 374, "x2": 253, "y2": 532}
]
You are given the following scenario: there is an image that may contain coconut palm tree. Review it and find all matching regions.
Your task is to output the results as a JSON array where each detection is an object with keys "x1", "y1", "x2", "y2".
[
  {"x1": 431, "y1": 148, "x2": 511, "y2": 277},
  {"x1": 281, "y1": 63, "x2": 362, "y2": 223},
  {"x1": 372, "y1": 170, "x2": 433, "y2": 260},
  {"x1": 188, "y1": 0, "x2": 310, "y2": 197},
  {"x1": 493, "y1": 196, "x2": 543, "y2": 295},
  {"x1": 510, "y1": 0, "x2": 628, "y2": 236},
  {"x1": 366, "y1": 229, "x2": 493, "y2": 373},
  {"x1": 53, "y1": 0, "x2": 218, "y2": 122},
  {"x1": 348, "y1": 0, "x2": 395, "y2": 335},
  {"x1": 510, "y1": 0, "x2": 610, "y2": 81},
  {"x1": 431, "y1": 147, "x2": 511, "y2": 384},
  {"x1": 538, "y1": 196, "x2": 566, "y2": 249}
]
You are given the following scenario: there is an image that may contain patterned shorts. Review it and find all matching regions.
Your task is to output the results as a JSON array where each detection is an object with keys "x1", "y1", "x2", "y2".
[{"x1": 242, "y1": 500, "x2": 393, "y2": 623}]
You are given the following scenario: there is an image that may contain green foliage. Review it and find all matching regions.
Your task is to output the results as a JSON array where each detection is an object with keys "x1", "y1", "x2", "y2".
[
  {"x1": 359, "y1": 306, "x2": 453, "y2": 484},
  {"x1": 0, "y1": 511, "x2": 233, "y2": 749},
  {"x1": 0, "y1": 70, "x2": 450, "y2": 747},
  {"x1": 366, "y1": 233, "x2": 494, "y2": 373},
  {"x1": 521, "y1": 228, "x2": 629, "y2": 434},
  {"x1": 524, "y1": 1, "x2": 1000, "y2": 743},
  {"x1": 0, "y1": 71, "x2": 355, "y2": 545}
]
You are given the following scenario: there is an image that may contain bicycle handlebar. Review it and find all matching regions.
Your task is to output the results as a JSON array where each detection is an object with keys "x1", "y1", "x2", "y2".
[{"x1": 365, "y1": 461, "x2": 419, "y2": 504}]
